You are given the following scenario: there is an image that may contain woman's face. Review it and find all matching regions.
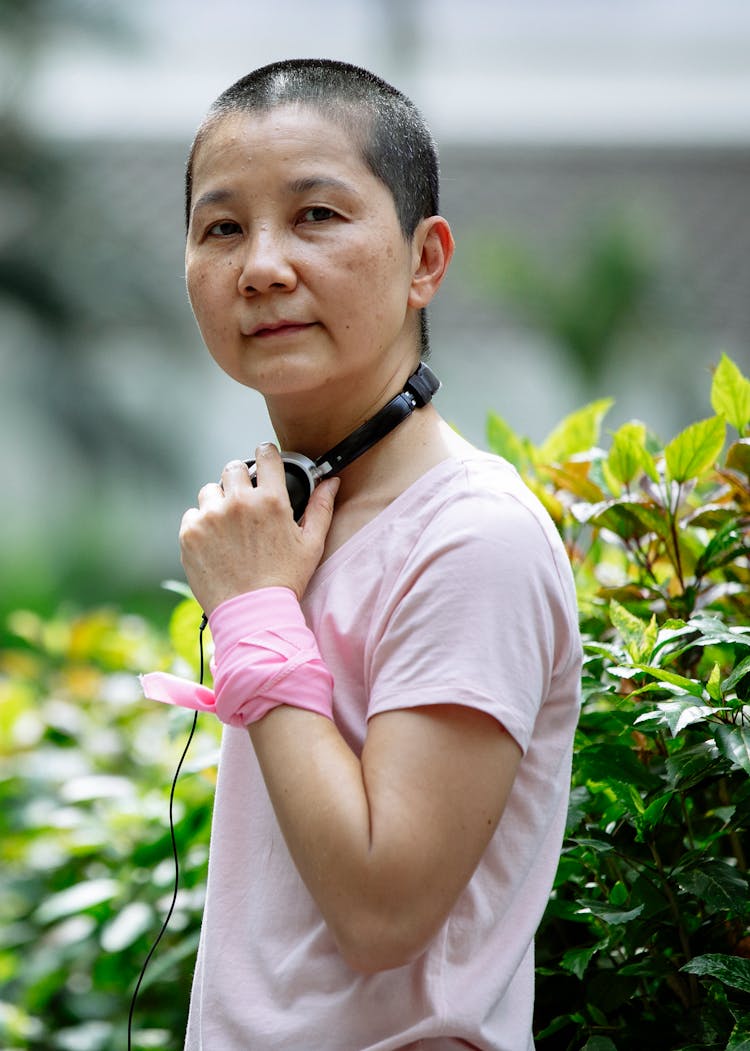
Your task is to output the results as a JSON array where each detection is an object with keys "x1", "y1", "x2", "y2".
[{"x1": 185, "y1": 105, "x2": 427, "y2": 411}]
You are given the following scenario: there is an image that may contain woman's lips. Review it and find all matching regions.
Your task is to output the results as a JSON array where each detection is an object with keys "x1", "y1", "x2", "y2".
[{"x1": 249, "y1": 321, "x2": 314, "y2": 338}]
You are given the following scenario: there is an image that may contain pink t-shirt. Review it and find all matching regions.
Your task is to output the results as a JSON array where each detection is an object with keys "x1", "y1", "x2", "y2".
[{"x1": 184, "y1": 453, "x2": 581, "y2": 1051}]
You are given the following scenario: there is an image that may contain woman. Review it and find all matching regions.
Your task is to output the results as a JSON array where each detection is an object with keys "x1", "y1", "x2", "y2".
[{"x1": 144, "y1": 58, "x2": 581, "y2": 1051}]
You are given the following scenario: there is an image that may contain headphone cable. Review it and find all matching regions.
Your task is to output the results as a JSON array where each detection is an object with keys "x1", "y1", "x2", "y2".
[{"x1": 127, "y1": 612, "x2": 207, "y2": 1050}]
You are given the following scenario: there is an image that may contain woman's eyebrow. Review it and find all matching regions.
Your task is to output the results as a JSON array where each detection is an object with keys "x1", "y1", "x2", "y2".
[
  {"x1": 286, "y1": 175, "x2": 359, "y2": 197},
  {"x1": 192, "y1": 188, "x2": 236, "y2": 214}
]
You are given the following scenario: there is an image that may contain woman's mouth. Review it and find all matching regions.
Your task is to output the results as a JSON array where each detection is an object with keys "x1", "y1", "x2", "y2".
[{"x1": 249, "y1": 320, "x2": 314, "y2": 339}]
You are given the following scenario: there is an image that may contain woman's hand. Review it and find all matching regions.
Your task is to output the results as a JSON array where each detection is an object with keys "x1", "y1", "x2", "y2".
[{"x1": 179, "y1": 443, "x2": 339, "y2": 615}]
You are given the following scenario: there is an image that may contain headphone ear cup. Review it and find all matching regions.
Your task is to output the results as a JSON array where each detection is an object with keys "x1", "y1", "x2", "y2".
[
  {"x1": 244, "y1": 453, "x2": 317, "y2": 522},
  {"x1": 282, "y1": 459, "x2": 316, "y2": 521}
]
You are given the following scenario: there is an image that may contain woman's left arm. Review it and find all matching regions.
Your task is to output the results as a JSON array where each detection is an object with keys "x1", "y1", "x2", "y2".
[{"x1": 247, "y1": 700, "x2": 521, "y2": 974}]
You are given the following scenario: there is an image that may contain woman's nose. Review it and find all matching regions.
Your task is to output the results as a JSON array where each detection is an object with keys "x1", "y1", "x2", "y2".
[{"x1": 237, "y1": 228, "x2": 297, "y2": 295}]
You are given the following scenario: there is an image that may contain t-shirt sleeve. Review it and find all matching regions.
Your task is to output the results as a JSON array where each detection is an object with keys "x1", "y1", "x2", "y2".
[{"x1": 365, "y1": 486, "x2": 573, "y2": 754}]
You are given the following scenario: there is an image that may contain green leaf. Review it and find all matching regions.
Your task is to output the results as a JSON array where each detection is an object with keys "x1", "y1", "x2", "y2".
[
  {"x1": 664, "y1": 416, "x2": 726, "y2": 483},
  {"x1": 581, "y1": 1034, "x2": 618, "y2": 1051},
  {"x1": 535, "y1": 1014, "x2": 587, "y2": 1041},
  {"x1": 605, "y1": 779, "x2": 648, "y2": 825},
  {"x1": 561, "y1": 943, "x2": 598, "y2": 979},
  {"x1": 673, "y1": 705, "x2": 721, "y2": 733},
  {"x1": 641, "y1": 792, "x2": 673, "y2": 829},
  {"x1": 727, "y1": 1012, "x2": 750, "y2": 1051},
  {"x1": 685, "y1": 615, "x2": 750, "y2": 650},
  {"x1": 627, "y1": 504, "x2": 677, "y2": 549},
  {"x1": 633, "y1": 665, "x2": 705, "y2": 699},
  {"x1": 610, "y1": 600, "x2": 657, "y2": 663},
  {"x1": 583, "y1": 500, "x2": 653, "y2": 539},
  {"x1": 99, "y1": 902, "x2": 153, "y2": 952},
  {"x1": 576, "y1": 743, "x2": 656, "y2": 790},
  {"x1": 585, "y1": 1006, "x2": 609, "y2": 1029},
  {"x1": 682, "y1": 953, "x2": 750, "y2": 994},
  {"x1": 609, "y1": 880, "x2": 629, "y2": 906},
  {"x1": 665, "y1": 746, "x2": 724, "y2": 790},
  {"x1": 580, "y1": 900, "x2": 645, "y2": 925},
  {"x1": 540, "y1": 398, "x2": 613, "y2": 464},
  {"x1": 607, "y1": 420, "x2": 657, "y2": 487},
  {"x1": 694, "y1": 519, "x2": 750, "y2": 578},
  {"x1": 486, "y1": 412, "x2": 529, "y2": 471},
  {"x1": 707, "y1": 662, "x2": 723, "y2": 702},
  {"x1": 687, "y1": 504, "x2": 737, "y2": 529},
  {"x1": 570, "y1": 835, "x2": 617, "y2": 855},
  {"x1": 635, "y1": 697, "x2": 709, "y2": 735},
  {"x1": 169, "y1": 596, "x2": 211, "y2": 676},
  {"x1": 711, "y1": 353, "x2": 750, "y2": 434},
  {"x1": 715, "y1": 724, "x2": 750, "y2": 775},
  {"x1": 676, "y1": 860, "x2": 749, "y2": 915},
  {"x1": 34, "y1": 880, "x2": 120, "y2": 925},
  {"x1": 722, "y1": 654, "x2": 750, "y2": 696}
]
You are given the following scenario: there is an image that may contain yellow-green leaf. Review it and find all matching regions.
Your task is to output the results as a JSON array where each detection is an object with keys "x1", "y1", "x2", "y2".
[
  {"x1": 664, "y1": 416, "x2": 726, "y2": 483},
  {"x1": 606, "y1": 420, "x2": 659, "y2": 489},
  {"x1": 540, "y1": 461, "x2": 605, "y2": 503},
  {"x1": 707, "y1": 662, "x2": 723, "y2": 703},
  {"x1": 610, "y1": 600, "x2": 657, "y2": 663},
  {"x1": 486, "y1": 412, "x2": 528, "y2": 471},
  {"x1": 711, "y1": 353, "x2": 750, "y2": 435},
  {"x1": 607, "y1": 421, "x2": 645, "y2": 486},
  {"x1": 169, "y1": 597, "x2": 210, "y2": 675},
  {"x1": 540, "y1": 398, "x2": 613, "y2": 464}
]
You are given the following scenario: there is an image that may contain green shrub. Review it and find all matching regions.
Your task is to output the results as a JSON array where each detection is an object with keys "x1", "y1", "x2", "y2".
[
  {"x1": 0, "y1": 596, "x2": 218, "y2": 1050},
  {"x1": 487, "y1": 353, "x2": 750, "y2": 1050},
  {"x1": 1, "y1": 355, "x2": 748, "y2": 1050}
]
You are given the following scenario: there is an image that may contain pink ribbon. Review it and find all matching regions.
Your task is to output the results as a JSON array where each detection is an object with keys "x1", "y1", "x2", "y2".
[{"x1": 141, "y1": 587, "x2": 334, "y2": 728}]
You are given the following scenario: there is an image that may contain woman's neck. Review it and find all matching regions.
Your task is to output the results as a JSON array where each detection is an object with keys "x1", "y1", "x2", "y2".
[
  {"x1": 265, "y1": 358, "x2": 422, "y2": 461},
  {"x1": 317, "y1": 406, "x2": 477, "y2": 559}
]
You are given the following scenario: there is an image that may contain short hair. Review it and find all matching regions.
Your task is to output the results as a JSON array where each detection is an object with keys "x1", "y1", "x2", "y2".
[{"x1": 185, "y1": 58, "x2": 441, "y2": 355}]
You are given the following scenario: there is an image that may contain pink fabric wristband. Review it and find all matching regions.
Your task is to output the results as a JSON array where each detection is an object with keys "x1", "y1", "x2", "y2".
[{"x1": 140, "y1": 587, "x2": 334, "y2": 728}]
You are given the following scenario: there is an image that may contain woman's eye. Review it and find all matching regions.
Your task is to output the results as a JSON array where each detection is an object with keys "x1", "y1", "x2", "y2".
[
  {"x1": 299, "y1": 206, "x2": 336, "y2": 224},
  {"x1": 207, "y1": 220, "x2": 241, "y2": 237}
]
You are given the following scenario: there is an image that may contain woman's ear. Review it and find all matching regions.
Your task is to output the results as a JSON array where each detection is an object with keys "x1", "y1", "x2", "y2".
[{"x1": 408, "y1": 216, "x2": 455, "y2": 310}]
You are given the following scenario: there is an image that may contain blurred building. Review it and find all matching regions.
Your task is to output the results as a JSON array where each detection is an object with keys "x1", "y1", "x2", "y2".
[{"x1": 3, "y1": 0, "x2": 750, "y2": 608}]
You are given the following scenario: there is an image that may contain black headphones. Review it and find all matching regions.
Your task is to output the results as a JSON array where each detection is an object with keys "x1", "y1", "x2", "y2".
[{"x1": 245, "y1": 363, "x2": 441, "y2": 520}]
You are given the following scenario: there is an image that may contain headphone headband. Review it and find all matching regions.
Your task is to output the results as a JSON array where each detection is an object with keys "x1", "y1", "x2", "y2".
[{"x1": 315, "y1": 363, "x2": 441, "y2": 478}]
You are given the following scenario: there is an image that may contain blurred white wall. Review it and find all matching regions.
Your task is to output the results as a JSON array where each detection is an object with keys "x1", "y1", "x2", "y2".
[{"x1": 24, "y1": 0, "x2": 750, "y2": 146}]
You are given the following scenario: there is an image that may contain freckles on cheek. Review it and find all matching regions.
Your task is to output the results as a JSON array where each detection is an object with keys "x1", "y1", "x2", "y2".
[{"x1": 185, "y1": 270, "x2": 204, "y2": 304}]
